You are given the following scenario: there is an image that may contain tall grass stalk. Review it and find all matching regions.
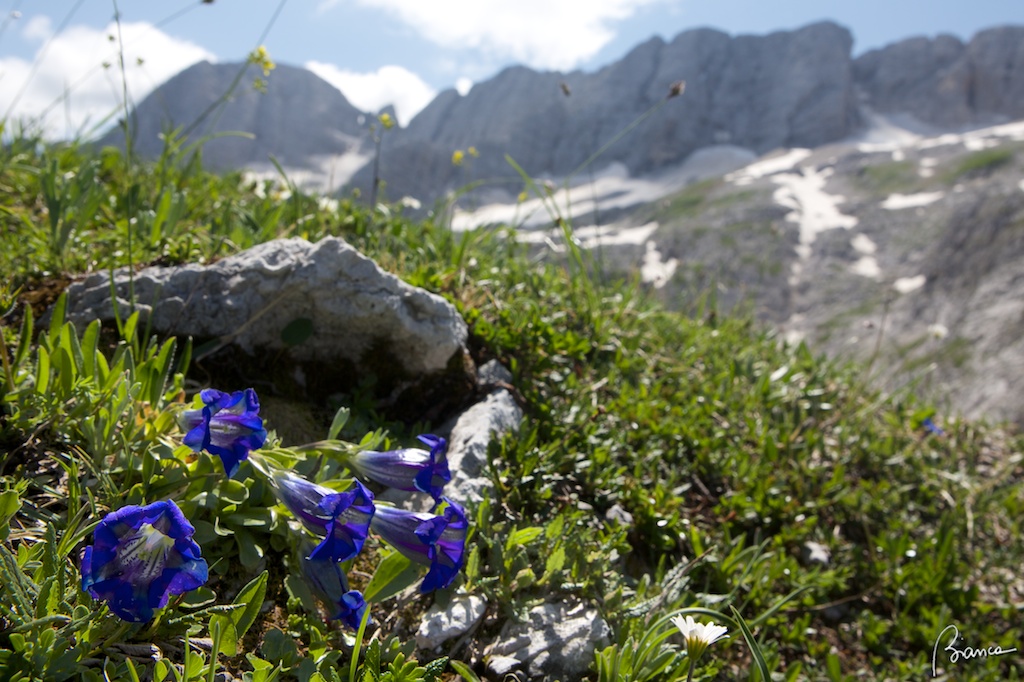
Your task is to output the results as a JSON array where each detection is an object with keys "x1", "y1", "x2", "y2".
[
  {"x1": 501, "y1": 85, "x2": 684, "y2": 335},
  {"x1": 112, "y1": 0, "x2": 136, "y2": 306},
  {"x1": 179, "y1": 0, "x2": 289, "y2": 140}
]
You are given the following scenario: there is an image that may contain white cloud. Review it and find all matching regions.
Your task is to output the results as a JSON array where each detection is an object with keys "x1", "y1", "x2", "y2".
[
  {"x1": 455, "y1": 77, "x2": 473, "y2": 96},
  {"x1": 350, "y1": 0, "x2": 667, "y2": 71},
  {"x1": 305, "y1": 61, "x2": 436, "y2": 126},
  {"x1": 0, "y1": 19, "x2": 214, "y2": 139},
  {"x1": 315, "y1": 0, "x2": 343, "y2": 13},
  {"x1": 22, "y1": 15, "x2": 52, "y2": 42}
]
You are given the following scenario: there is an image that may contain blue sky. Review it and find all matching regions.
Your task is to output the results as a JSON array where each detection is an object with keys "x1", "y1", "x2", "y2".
[{"x1": 1, "y1": 0, "x2": 1020, "y2": 136}]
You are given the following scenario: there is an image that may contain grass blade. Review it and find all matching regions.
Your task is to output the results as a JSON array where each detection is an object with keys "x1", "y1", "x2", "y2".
[{"x1": 730, "y1": 605, "x2": 771, "y2": 682}]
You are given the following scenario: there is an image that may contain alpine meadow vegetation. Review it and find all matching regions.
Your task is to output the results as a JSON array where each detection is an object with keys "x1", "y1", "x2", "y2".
[{"x1": 1, "y1": 10, "x2": 1023, "y2": 682}]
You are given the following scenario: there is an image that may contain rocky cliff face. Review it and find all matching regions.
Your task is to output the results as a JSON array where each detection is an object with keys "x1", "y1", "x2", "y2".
[
  {"x1": 853, "y1": 26, "x2": 1024, "y2": 127},
  {"x1": 591, "y1": 119, "x2": 1024, "y2": 425},
  {"x1": 353, "y1": 21, "x2": 859, "y2": 202},
  {"x1": 98, "y1": 61, "x2": 370, "y2": 170},
  {"x1": 108, "y1": 22, "x2": 1024, "y2": 205}
]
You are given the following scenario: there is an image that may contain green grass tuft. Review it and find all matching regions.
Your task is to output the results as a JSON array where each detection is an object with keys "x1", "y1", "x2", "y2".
[{"x1": 944, "y1": 147, "x2": 1016, "y2": 182}]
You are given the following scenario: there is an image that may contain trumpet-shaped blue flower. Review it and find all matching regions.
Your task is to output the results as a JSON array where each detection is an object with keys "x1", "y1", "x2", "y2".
[
  {"x1": 347, "y1": 434, "x2": 451, "y2": 500},
  {"x1": 80, "y1": 500, "x2": 208, "y2": 622},
  {"x1": 179, "y1": 388, "x2": 267, "y2": 478},
  {"x1": 271, "y1": 471, "x2": 375, "y2": 562},
  {"x1": 370, "y1": 498, "x2": 467, "y2": 593},
  {"x1": 298, "y1": 552, "x2": 370, "y2": 629}
]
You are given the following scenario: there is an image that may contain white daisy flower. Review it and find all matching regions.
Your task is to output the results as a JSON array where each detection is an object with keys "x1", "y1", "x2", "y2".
[{"x1": 671, "y1": 614, "x2": 729, "y2": 667}]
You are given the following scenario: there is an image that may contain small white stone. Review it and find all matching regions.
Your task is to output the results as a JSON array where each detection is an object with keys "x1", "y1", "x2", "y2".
[
  {"x1": 416, "y1": 594, "x2": 488, "y2": 650},
  {"x1": 802, "y1": 541, "x2": 831, "y2": 567}
]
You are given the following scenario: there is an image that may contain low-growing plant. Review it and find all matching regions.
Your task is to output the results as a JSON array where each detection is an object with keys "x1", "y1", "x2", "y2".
[
  {"x1": 944, "y1": 146, "x2": 1015, "y2": 182},
  {"x1": 855, "y1": 159, "x2": 921, "y2": 195},
  {"x1": 0, "y1": 283, "x2": 476, "y2": 680}
]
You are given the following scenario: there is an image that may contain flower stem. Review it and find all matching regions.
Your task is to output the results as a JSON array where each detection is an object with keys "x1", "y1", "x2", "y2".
[
  {"x1": 0, "y1": 323, "x2": 15, "y2": 395},
  {"x1": 93, "y1": 620, "x2": 133, "y2": 655},
  {"x1": 348, "y1": 603, "x2": 374, "y2": 682}
]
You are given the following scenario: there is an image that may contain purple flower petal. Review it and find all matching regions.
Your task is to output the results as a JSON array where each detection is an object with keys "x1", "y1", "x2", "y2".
[
  {"x1": 80, "y1": 500, "x2": 208, "y2": 622},
  {"x1": 178, "y1": 388, "x2": 267, "y2": 477},
  {"x1": 299, "y1": 555, "x2": 370, "y2": 629},
  {"x1": 271, "y1": 472, "x2": 375, "y2": 563},
  {"x1": 335, "y1": 589, "x2": 369, "y2": 630},
  {"x1": 347, "y1": 434, "x2": 450, "y2": 500},
  {"x1": 370, "y1": 498, "x2": 467, "y2": 593}
]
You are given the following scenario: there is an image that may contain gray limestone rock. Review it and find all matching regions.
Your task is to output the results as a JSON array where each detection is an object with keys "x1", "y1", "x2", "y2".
[
  {"x1": 442, "y1": 361, "x2": 523, "y2": 505},
  {"x1": 476, "y1": 358, "x2": 514, "y2": 386},
  {"x1": 376, "y1": 360, "x2": 520, "y2": 511},
  {"x1": 605, "y1": 503, "x2": 634, "y2": 528},
  {"x1": 964, "y1": 27, "x2": 1024, "y2": 123},
  {"x1": 485, "y1": 600, "x2": 610, "y2": 679},
  {"x1": 801, "y1": 541, "x2": 831, "y2": 567},
  {"x1": 853, "y1": 26, "x2": 1024, "y2": 128},
  {"x1": 853, "y1": 35, "x2": 971, "y2": 127},
  {"x1": 415, "y1": 593, "x2": 488, "y2": 650},
  {"x1": 64, "y1": 237, "x2": 472, "y2": 411}
]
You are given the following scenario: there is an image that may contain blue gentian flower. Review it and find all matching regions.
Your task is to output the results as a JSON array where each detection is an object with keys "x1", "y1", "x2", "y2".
[
  {"x1": 298, "y1": 551, "x2": 370, "y2": 629},
  {"x1": 80, "y1": 500, "x2": 208, "y2": 622},
  {"x1": 370, "y1": 498, "x2": 467, "y2": 593},
  {"x1": 271, "y1": 471, "x2": 375, "y2": 562},
  {"x1": 922, "y1": 417, "x2": 945, "y2": 436},
  {"x1": 179, "y1": 388, "x2": 267, "y2": 478},
  {"x1": 347, "y1": 434, "x2": 451, "y2": 500}
]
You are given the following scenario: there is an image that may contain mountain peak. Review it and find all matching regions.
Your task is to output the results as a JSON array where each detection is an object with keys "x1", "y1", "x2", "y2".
[
  {"x1": 99, "y1": 59, "x2": 369, "y2": 169},
  {"x1": 112, "y1": 21, "x2": 1024, "y2": 201}
]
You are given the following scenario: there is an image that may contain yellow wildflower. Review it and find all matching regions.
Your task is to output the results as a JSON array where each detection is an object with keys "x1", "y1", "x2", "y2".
[{"x1": 249, "y1": 45, "x2": 276, "y2": 77}]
